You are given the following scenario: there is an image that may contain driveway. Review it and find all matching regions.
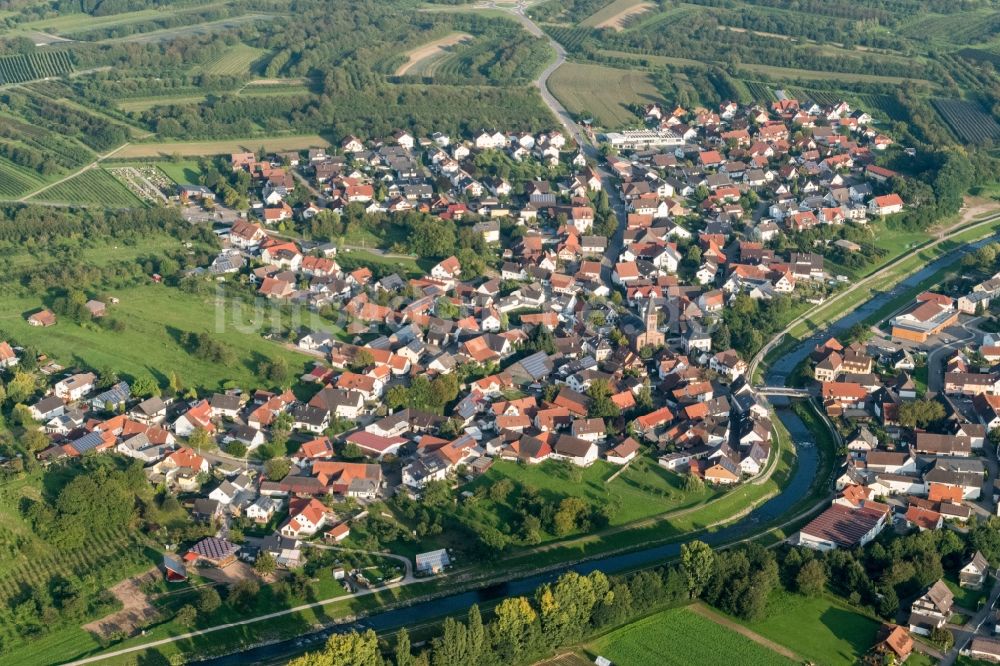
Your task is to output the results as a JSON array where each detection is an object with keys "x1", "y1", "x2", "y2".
[{"x1": 926, "y1": 317, "x2": 982, "y2": 395}]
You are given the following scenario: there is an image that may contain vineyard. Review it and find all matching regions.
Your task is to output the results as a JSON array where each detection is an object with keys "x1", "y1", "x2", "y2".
[
  {"x1": 30, "y1": 168, "x2": 143, "y2": 207},
  {"x1": 0, "y1": 159, "x2": 44, "y2": 199},
  {"x1": 0, "y1": 51, "x2": 73, "y2": 84},
  {"x1": 932, "y1": 97, "x2": 1000, "y2": 143},
  {"x1": 548, "y1": 61, "x2": 659, "y2": 127},
  {"x1": 201, "y1": 43, "x2": 267, "y2": 76}
]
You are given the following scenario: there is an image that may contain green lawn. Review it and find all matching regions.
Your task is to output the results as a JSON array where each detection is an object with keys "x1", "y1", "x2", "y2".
[
  {"x1": 734, "y1": 592, "x2": 881, "y2": 666},
  {"x1": 0, "y1": 283, "x2": 312, "y2": 393},
  {"x1": 157, "y1": 159, "x2": 206, "y2": 185},
  {"x1": 946, "y1": 575, "x2": 987, "y2": 611},
  {"x1": 587, "y1": 606, "x2": 794, "y2": 666},
  {"x1": 548, "y1": 61, "x2": 660, "y2": 127}
]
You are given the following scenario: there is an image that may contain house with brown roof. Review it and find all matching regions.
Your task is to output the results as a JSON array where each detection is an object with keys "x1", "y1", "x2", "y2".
[{"x1": 27, "y1": 309, "x2": 56, "y2": 327}]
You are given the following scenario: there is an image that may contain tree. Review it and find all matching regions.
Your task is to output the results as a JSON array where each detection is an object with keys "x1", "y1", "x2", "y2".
[
  {"x1": 226, "y1": 441, "x2": 247, "y2": 458},
  {"x1": 930, "y1": 627, "x2": 953, "y2": 650},
  {"x1": 290, "y1": 629, "x2": 384, "y2": 666},
  {"x1": 264, "y1": 458, "x2": 291, "y2": 481},
  {"x1": 188, "y1": 427, "x2": 214, "y2": 452},
  {"x1": 393, "y1": 628, "x2": 412, "y2": 666},
  {"x1": 254, "y1": 552, "x2": 277, "y2": 577},
  {"x1": 681, "y1": 540, "x2": 716, "y2": 599},
  {"x1": 490, "y1": 596, "x2": 537, "y2": 663},
  {"x1": 227, "y1": 579, "x2": 260, "y2": 611},
  {"x1": 197, "y1": 587, "x2": 221, "y2": 615},
  {"x1": 898, "y1": 399, "x2": 945, "y2": 429},
  {"x1": 175, "y1": 604, "x2": 197, "y2": 627},
  {"x1": 168, "y1": 370, "x2": 183, "y2": 396},
  {"x1": 131, "y1": 374, "x2": 159, "y2": 398},
  {"x1": 796, "y1": 559, "x2": 827, "y2": 596},
  {"x1": 6, "y1": 370, "x2": 36, "y2": 404},
  {"x1": 22, "y1": 429, "x2": 50, "y2": 453}
]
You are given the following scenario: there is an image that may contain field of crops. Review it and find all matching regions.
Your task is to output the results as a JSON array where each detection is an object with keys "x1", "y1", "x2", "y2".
[
  {"x1": 548, "y1": 61, "x2": 659, "y2": 127},
  {"x1": 201, "y1": 43, "x2": 267, "y2": 75},
  {"x1": 0, "y1": 159, "x2": 44, "y2": 199},
  {"x1": 899, "y1": 9, "x2": 1000, "y2": 46},
  {"x1": 932, "y1": 98, "x2": 1000, "y2": 143},
  {"x1": 589, "y1": 607, "x2": 794, "y2": 666},
  {"x1": 0, "y1": 50, "x2": 72, "y2": 84},
  {"x1": 741, "y1": 80, "x2": 775, "y2": 103},
  {"x1": 30, "y1": 168, "x2": 142, "y2": 207}
]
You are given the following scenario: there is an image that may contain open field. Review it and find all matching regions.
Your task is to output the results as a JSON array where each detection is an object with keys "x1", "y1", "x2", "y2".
[
  {"x1": 395, "y1": 32, "x2": 473, "y2": 76},
  {"x1": 735, "y1": 592, "x2": 881, "y2": 666},
  {"x1": 155, "y1": 160, "x2": 205, "y2": 185},
  {"x1": 582, "y1": 0, "x2": 653, "y2": 30},
  {"x1": 28, "y1": 168, "x2": 143, "y2": 207},
  {"x1": 0, "y1": 283, "x2": 312, "y2": 392},
  {"x1": 467, "y1": 456, "x2": 720, "y2": 537},
  {"x1": 587, "y1": 606, "x2": 794, "y2": 665},
  {"x1": 115, "y1": 135, "x2": 328, "y2": 158},
  {"x1": 548, "y1": 61, "x2": 659, "y2": 127}
]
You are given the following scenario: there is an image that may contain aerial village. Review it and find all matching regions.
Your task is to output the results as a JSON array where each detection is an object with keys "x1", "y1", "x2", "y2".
[{"x1": 11, "y1": 94, "x2": 974, "y2": 608}]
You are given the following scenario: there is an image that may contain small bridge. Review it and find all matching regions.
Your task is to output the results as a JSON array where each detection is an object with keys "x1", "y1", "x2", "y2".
[{"x1": 754, "y1": 386, "x2": 814, "y2": 398}]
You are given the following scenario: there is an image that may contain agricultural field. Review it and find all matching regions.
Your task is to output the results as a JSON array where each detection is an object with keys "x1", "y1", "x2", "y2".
[
  {"x1": 581, "y1": 0, "x2": 653, "y2": 30},
  {"x1": 395, "y1": 32, "x2": 473, "y2": 76},
  {"x1": 115, "y1": 135, "x2": 328, "y2": 158},
  {"x1": 0, "y1": 159, "x2": 45, "y2": 199},
  {"x1": 28, "y1": 168, "x2": 142, "y2": 207},
  {"x1": 199, "y1": 42, "x2": 267, "y2": 75},
  {"x1": 0, "y1": 50, "x2": 73, "y2": 84},
  {"x1": 548, "y1": 62, "x2": 660, "y2": 127},
  {"x1": 587, "y1": 606, "x2": 795, "y2": 666},
  {"x1": 932, "y1": 98, "x2": 1000, "y2": 144}
]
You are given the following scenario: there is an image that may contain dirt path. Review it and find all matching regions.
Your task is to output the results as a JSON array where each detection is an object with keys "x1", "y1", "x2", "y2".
[
  {"x1": 395, "y1": 32, "x2": 471, "y2": 76},
  {"x1": 82, "y1": 568, "x2": 161, "y2": 638},
  {"x1": 689, "y1": 603, "x2": 803, "y2": 661}
]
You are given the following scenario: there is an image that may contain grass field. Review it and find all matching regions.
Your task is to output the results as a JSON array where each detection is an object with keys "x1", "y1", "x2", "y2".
[
  {"x1": 156, "y1": 159, "x2": 205, "y2": 185},
  {"x1": 0, "y1": 283, "x2": 312, "y2": 392},
  {"x1": 735, "y1": 592, "x2": 881, "y2": 666},
  {"x1": 395, "y1": 32, "x2": 473, "y2": 76},
  {"x1": 116, "y1": 135, "x2": 328, "y2": 158},
  {"x1": 581, "y1": 0, "x2": 653, "y2": 30},
  {"x1": 28, "y1": 168, "x2": 142, "y2": 207},
  {"x1": 588, "y1": 606, "x2": 794, "y2": 665},
  {"x1": 467, "y1": 456, "x2": 720, "y2": 534},
  {"x1": 548, "y1": 61, "x2": 659, "y2": 127}
]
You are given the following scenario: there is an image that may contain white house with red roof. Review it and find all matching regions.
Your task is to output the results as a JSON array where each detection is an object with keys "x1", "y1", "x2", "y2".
[
  {"x1": 431, "y1": 256, "x2": 461, "y2": 281},
  {"x1": 280, "y1": 498, "x2": 330, "y2": 538},
  {"x1": 869, "y1": 194, "x2": 904, "y2": 216},
  {"x1": 174, "y1": 400, "x2": 216, "y2": 437}
]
